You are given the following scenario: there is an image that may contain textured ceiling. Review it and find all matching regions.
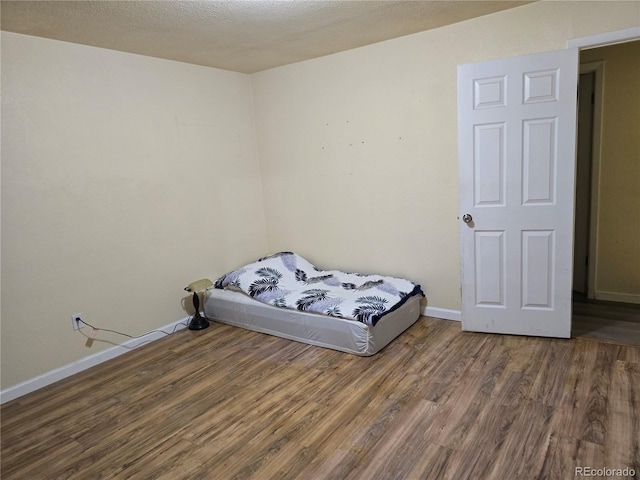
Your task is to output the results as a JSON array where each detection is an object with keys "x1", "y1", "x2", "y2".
[{"x1": 0, "y1": 0, "x2": 534, "y2": 74}]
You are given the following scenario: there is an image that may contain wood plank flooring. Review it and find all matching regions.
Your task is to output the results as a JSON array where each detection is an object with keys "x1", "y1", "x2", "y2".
[
  {"x1": 2, "y1": 317, "x2": 639, "y2": 479},
  {"x1": 573, "y1": 296, "x2": 640, "y2": 347}
]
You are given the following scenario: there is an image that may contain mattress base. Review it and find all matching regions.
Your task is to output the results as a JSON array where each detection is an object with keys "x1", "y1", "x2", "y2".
[{"x1": 204, "y1": 289, "x2": 421, "y2": 356}]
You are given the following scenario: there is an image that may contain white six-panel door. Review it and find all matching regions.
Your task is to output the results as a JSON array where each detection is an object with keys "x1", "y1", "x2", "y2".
[{"x1": 458, "y1": 48, "x2": 579, "y2": 338}]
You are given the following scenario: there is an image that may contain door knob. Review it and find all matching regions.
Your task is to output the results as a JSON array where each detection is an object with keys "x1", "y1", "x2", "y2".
[{"x1": 462, "y1": 214, "x2": 473, "y2": 223}]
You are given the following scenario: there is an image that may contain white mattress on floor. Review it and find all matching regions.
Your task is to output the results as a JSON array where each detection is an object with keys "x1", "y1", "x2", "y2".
[{"x1": 204, "y1": 288, "x2": 422, "y2": 356}]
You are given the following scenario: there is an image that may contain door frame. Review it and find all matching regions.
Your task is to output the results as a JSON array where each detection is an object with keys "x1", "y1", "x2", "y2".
[
  {"x1": 576, "y1": 61, "x2": 604, "y2": 299},
  {"x1": 568, "y1": 27, "x2": 640, "y2": 301},
  {"x1": 567, "y1": 27, "x2": 640, "y2": 50}
]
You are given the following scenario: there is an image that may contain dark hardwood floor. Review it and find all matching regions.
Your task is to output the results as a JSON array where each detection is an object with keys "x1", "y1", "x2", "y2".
[{"x1": 2, "y1": 316, "x2": 639, "y2": 479}]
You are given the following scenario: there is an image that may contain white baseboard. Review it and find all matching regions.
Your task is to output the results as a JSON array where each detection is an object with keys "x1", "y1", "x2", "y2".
[
  {"x1": 2, "y1": 306, "x2": 464, "y2": 404},
  {"x1": 595, "y1": 291, "x2": 640, "y2": 305},
  {"x1": 423, "y1": 306, "x2": 461, "y2": 322},
  {"x1": 0, "y1": 317, "x2": 190, "y2": 405}
]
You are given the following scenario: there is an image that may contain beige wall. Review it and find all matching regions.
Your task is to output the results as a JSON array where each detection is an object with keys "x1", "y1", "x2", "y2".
[
  {"x1": 1, "y1": 1, "x2": 639, "y2": 392},
  {"x1": 581, "y1": 41, "x2": 640, "y2": 301},
  {"x1": 1, "y1": 33, "x2": 268, "y2": 389},
  {"x1": 252, "y1": 0, "x2": 640, "y2": 311}
]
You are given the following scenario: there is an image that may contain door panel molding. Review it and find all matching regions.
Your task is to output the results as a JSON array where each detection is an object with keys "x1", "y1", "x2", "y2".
[{"x1": 458, "y1": 48, "x2": 578, "y2": 338}]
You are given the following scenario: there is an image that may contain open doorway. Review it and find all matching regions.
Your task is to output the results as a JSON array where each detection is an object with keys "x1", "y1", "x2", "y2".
[
  {"x1": 572, "y1": 39, "x2": 640, "y2": 346},
  {"x1": 573, "y1": 68, "x2": 597, "y2": 298}
]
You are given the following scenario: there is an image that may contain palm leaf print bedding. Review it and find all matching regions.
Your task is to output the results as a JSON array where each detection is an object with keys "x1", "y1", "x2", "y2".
[{"x1": 214, "y1": 252, "x2": 424, "y2": 326}]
